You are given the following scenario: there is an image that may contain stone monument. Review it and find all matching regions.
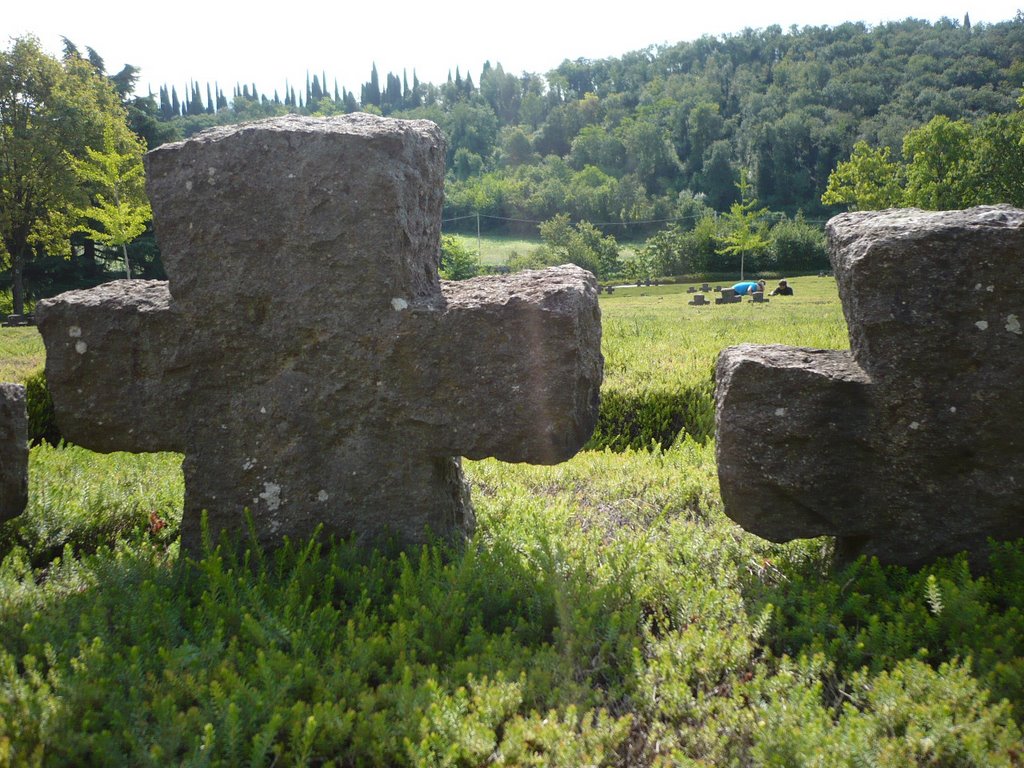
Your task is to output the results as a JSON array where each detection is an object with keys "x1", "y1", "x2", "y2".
[
  {"x1": 715, "y1": 206, "x2": 1024, "y2": 568},
  {"x1": 37, "y1": 114, "x2": 603, "y2": 552},
  {"x1": 1, "y1": 383, "x2": 28, "y2": 523}
]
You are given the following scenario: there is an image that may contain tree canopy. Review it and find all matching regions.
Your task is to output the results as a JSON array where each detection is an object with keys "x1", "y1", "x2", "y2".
[
  {"x1": 132, "y1": 15, "x2": 1024, "y2": 234},
  {"x1": 0, "y1": 36, "x2": 139, "y2": 313}
]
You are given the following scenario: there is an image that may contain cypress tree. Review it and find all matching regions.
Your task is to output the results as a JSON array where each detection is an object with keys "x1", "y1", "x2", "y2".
[
  {"x1": 368, "y1": 63, "x2": 381, "y2": 106},
  {"x1": 171, "y1": 86, "x2": 180, "y2": 117},
  {"x1": 343, "y1": 88, "x2": 358, "y2": 113},
  {"x1": 190, "y1": 81, "x2": 203, "y2": 115},
  {"x1": 207, "y1": 83, "x2": 214, "y2": 113},
  {"x1": 159, "y1": 85, "x2": 172, "y2": 119}
]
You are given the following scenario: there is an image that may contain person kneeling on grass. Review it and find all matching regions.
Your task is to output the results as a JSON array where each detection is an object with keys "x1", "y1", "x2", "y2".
[
  {"x1": 769, "y1": 279, "x2": 793, "y2": 296},
  {"x1": 732, "y1": 279, "x2": 765, "y2": 295}
]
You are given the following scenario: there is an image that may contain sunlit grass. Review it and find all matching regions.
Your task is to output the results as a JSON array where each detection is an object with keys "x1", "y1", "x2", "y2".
[{"x1": 0, "y1": 327, "x2": 45, "y2": 382}]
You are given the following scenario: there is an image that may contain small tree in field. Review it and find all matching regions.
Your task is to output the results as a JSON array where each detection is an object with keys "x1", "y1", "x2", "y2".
[
  {"x1": 717, "y1": 171, "x2": 769, "y2": 280},
  {"x1": 537, "y1": 214, "x2": 621, "y2": 279},
  {"x1": 70, "y1": 127, "x2": 150, "y2": 279},
  {"x1": 439, "y1": 235, "x2": 480, "y2": 280}
]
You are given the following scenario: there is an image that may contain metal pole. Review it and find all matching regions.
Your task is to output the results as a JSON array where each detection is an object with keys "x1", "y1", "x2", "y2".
[{"x1": 477, "y1": 212, "x2": 482, "y2": 261}]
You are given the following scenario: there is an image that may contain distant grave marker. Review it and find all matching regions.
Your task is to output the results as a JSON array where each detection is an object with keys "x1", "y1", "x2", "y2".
[
  {"x1": 715, "y1": 206, "x2": 1024, "y2": 568},
  {"x1": 38, "y1": 115, "x2": 603, "y2": 552}
]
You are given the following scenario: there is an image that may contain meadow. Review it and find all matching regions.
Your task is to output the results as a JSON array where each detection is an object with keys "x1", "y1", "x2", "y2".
[
  {"x1": 443, "y1": 233, "x2": 639, "y2": 268},
  {"x1": 1, "y1": 278, "x2": 1022, "y2": 766}
]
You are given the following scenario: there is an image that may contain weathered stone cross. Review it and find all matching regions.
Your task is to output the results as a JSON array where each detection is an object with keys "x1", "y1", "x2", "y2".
[
  {"x1": 715, "y1": 206, "x2": 1024, "y2": 568},
  {"x1": 37, "y1": 115, "x2": 602, "y2": 552}
]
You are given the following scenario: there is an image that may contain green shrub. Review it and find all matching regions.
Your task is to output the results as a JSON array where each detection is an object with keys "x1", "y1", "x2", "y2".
[
  {"x1": 587, "y1": 382, "x2": 715, "y2": 451},
  {"x1": 23, "y1": 367, "x2": 60, "y2": 446},
  {"x1": 769, "y1": 214, "x2": 829, "y2": 272},
  {"x1": 753, "y1": 543, "x2": 1024, "y2": 713}
]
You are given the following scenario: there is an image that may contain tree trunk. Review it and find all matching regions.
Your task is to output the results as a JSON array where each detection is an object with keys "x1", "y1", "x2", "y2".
[
  {"x1": 11, "y1": 254, "x2": 24, "y2": 316},
  {"x1": 122, "y1": 243, "x2": 131, "y2": 280}
]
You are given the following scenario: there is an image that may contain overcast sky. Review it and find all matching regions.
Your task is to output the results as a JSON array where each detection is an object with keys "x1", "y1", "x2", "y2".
[{"x1": 5, "y1": 1, "x2": 1022, "y2": 100}]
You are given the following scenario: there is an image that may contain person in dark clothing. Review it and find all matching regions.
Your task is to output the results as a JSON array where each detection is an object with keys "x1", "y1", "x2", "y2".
[{"x1": 769, "y1": 279, "x2": 793, "y2": 296}]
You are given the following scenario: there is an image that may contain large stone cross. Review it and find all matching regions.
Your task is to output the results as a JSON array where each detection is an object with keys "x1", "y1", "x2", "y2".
[
  {"x1": 715, "y1": 206, "x2": 1024, "y2": 568},
  {"x1": 37, "y1": 115, "x2": 602, "y2": 552}
]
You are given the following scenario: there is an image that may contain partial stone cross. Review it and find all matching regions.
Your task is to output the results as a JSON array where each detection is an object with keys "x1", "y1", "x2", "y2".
[
  {"x1": 716, "y1": 206, "x2": 1024, "y2": 568},
  {"x1": 1, "y1": 383, "x2": 27, "y2": 523},
  {"x1": 37, "y1": 115, "x2": 602, "y2": 552}
]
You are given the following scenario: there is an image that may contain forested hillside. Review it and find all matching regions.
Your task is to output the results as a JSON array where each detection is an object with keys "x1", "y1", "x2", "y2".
[
  {"x1": 6, "y1": 16, "x2": 1024, "y2": 304},
  {"x1": 141, "y1": 15, "x2": 1024, "y2": 233}
]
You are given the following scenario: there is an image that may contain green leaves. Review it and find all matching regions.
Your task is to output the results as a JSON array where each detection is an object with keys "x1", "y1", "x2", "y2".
[
  {"x1": 68, "y1": 126, "x2": 151, "y2": 278},
  {"x1": 824, "y1": 110, "x2": 1024, "y2": 211},
  {"x1": 822, "y1": 141, "x2": 905, "y2": 210}
]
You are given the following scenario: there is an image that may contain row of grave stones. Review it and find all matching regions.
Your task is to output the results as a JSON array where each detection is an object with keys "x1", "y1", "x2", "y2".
[
  {"x1": 687, "y1": 288, "x2": 768, "y2": 306},
  {"x1": 2, "y1": 314, "x2": 35, "y2": 327},
  {"x1": 2, "y1": 114, "x2": 1020, "y2": 571}
]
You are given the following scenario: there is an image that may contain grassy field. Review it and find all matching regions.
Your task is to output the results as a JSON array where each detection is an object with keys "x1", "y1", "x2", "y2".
[
  {"x1": 0, "y1": 327, "x2": 45, "y2": 382},
  {"x1": 445, "y1": 232, "x2": 639, "y2": 267},
  {"x1": 593, "y1": 276, "x2": 848, "y2": 449},
  {"x1": 1, "y1": 281, "x2": 1022, "y2": 765}
]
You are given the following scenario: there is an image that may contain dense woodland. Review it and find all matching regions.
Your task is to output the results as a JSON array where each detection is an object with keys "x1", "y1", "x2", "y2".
[{"x1": 133, "y1": 15, "x2": 1024, "y2": 228}]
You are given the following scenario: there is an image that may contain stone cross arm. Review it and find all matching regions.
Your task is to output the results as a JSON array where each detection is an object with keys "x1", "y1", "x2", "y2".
[
  {"x1": 37, "y1": 267, "x2": 601, "y2": 465},
  {"x1": 36, "y1": 280, "x2": 190, "y2": 453}
]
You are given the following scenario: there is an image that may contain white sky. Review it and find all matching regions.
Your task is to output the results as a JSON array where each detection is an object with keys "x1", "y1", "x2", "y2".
[{"x1": 4, "y1": 1, "x2": 1023, "y2": 100}]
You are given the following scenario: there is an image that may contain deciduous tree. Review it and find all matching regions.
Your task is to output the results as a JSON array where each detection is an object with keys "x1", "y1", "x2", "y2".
[
  {"x1": 69, "y1": 127, "x2": 151, "y2": 279},
  {"x1": 821, "y1": 140, "x2": 904, "y2": 210},
  {"x1": 0, "y1": 36, "x2": 134, "y2": 314},
  {"x1": 717, "y1": 172, "x2": 770, "y2": 279}
]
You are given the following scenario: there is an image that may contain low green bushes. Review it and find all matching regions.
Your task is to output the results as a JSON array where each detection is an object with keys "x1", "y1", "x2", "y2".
[
  {"x1": 23, "y1": 367, "x2": 60, "y2": 446},
  {"x1": 587, "y1": 382, "x2": 715, "y2": 450},
  {"x1": 1, "y1": 276, "x2": 1022, "y2": 764},
  {"x1": 3, "y1": 442, "x2": 1022, "y2": 764}
]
